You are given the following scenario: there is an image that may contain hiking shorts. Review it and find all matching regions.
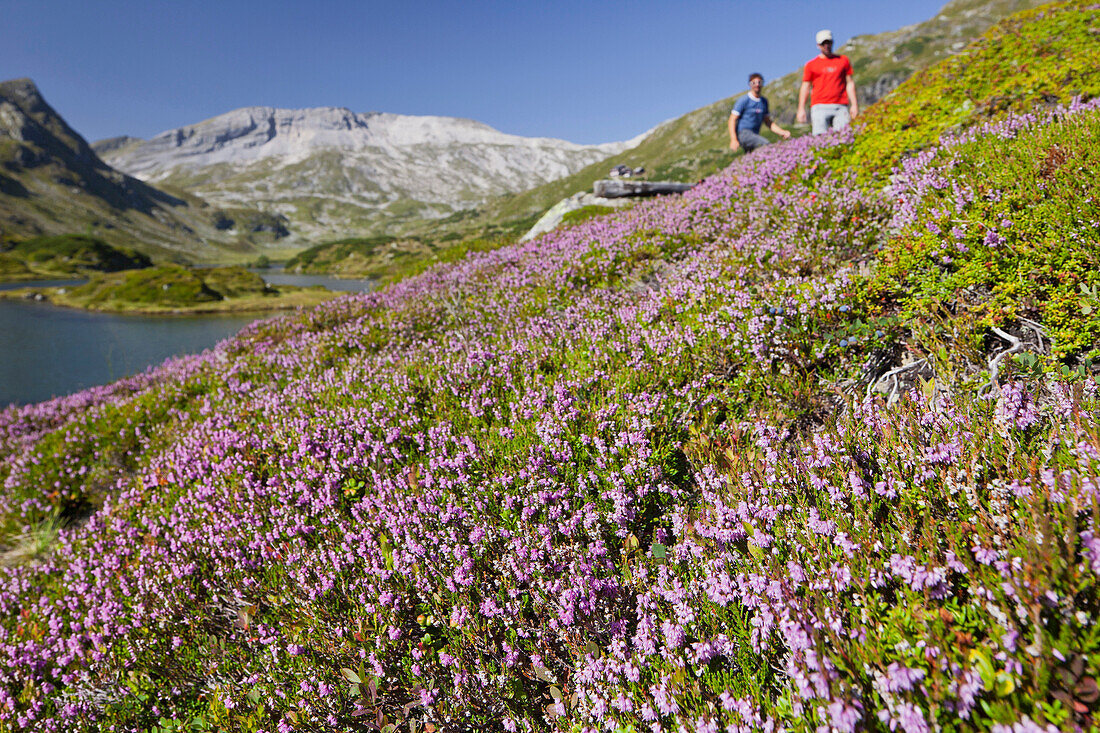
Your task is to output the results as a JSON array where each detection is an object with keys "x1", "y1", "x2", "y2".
[
  {"x1": 737, "y1": 128, "x2": 770, "y2": 153},
  {"x1": 811, "y1": 104, "x2": 850, "y2": 135}
]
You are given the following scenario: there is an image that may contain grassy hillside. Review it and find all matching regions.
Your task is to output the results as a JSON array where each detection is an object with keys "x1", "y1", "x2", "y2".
[
  {"x1": 1, "y1": 2, "x2": 1099, "y2": 732},
  {"x1": 407, "y1": 0, "x2": 1047, "y2": 244},
  {"x1": 285, "y1": 235, "x2": 428, "y2": 280},
  {"x1": 0, "y1": 234, "x2": 152, "y2": 280},
  {"x1": 282, "y1": 234, "x2": 527, "y2": 285}
]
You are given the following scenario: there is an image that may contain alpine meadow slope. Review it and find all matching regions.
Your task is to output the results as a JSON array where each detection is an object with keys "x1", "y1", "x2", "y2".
[
  {"x1": 435, "y1": 0, "x2": 1048, "y2": 242},
  {"x1": 2, "y1": 3, "x2": 1100, "y2": 733}
]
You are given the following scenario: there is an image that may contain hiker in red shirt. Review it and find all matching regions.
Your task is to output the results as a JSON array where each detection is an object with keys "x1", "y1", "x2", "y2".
[{"x1": 795, "y1": 29, "x2": 859, "y2": 135}]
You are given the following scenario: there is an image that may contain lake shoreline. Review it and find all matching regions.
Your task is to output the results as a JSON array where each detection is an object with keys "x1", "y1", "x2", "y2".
[
  {"x1": 0, "y1": 284, "x2": 342, "y2": 315},
  {"x1": 1, "y1": 270, "x2": 374, "y2": 407}
]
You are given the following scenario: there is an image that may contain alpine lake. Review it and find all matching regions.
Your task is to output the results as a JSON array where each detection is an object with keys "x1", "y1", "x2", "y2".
[{"x1": 0, "y1": 270, "x2": 372, "y2": 407}]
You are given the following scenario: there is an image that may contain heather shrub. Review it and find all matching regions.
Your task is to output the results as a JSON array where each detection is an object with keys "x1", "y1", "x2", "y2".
[
  {"x1": 833, "y1": 0, "x2": 1100, "y2": 180},
  {"x1": 869, "y1": 102, "x2": 1100, "y2": 360}
]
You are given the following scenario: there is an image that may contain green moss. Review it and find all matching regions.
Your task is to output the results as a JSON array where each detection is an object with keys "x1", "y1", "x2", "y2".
[{"x1": 561, "y1": 205, "x2": 617, "y2": 227}]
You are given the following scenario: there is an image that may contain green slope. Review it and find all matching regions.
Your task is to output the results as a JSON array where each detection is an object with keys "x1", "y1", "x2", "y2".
[
  {"x1": 0, "y1": 234, "x2": 152, "y2": 280},
  {"x1": 410, "y1": 0, "x2": 1047, "y2": 242}
]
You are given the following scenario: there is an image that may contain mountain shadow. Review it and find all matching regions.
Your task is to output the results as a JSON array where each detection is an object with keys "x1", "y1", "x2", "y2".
[{"x1": 0, "y1": 170, "x2": 28, "y2": 198}]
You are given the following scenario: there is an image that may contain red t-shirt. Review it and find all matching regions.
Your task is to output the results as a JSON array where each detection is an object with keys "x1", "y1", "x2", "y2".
[{"x1": 802, "y1": 55, "x2": 853, "y2": 105}]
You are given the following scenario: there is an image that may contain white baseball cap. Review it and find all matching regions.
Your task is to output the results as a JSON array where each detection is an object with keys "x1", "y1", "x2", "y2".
[{"x1": 816, "y1": 29, "x2": 834, "y2": 44}]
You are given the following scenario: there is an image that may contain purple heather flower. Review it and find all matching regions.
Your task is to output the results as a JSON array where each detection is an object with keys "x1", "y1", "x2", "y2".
[
  {"x1": 1081, "y1": 531, "x2": 1100, "y2": 576},
  {"x1": 824, "y1": 700, "x2": 862, "y2": 733},
  {"x1": 882, "y1": 662, "x2": 926, "y2": 693},
  {"x1": 991, "y1": 717, "x2": 1058, "y2": 733}
]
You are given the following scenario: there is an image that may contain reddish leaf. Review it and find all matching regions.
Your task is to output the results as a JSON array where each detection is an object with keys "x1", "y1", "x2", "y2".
[{"x1": 1076, "y1": 677, "x2": 1100, "y2": 704}]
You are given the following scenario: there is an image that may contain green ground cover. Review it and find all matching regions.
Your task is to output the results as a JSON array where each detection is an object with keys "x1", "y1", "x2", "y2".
[
  {"x1": 869, "y1": 108, "x2": 1100, "y2": 359},
  {"x1": 833, "y1": 0, "x2": 1100, "y2": 179},
  {"x1": 0, "y1": 234, "x2": 152, "y2": 280},
  {"x1": 560, "y1": 205, "x2": 618, "y2": 227},
  {"x1": 284, "y1": 234, "x2": 519, "y2": 285}
]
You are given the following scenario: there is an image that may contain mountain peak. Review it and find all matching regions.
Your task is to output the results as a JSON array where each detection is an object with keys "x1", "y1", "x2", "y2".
[
  {"x1": 0, "y1": 76, "x2": 118, "y2": 174},
  {"x1": 0, "y1": 78, "x2": 54, "y2": 124},
  {"x1": 0, "y1": 77, "x2": 42, "y2": 100}
]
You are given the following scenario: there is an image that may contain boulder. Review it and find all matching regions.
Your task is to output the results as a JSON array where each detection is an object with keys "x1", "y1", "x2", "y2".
[{"x1": 520, "y1": 192, "x2": 635, "y2": 242}]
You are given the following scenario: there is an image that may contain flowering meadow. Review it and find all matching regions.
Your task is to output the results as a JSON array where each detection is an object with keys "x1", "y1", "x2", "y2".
[{"x1": 4, "y1": 6, "x2": 1100, "y2": 733}]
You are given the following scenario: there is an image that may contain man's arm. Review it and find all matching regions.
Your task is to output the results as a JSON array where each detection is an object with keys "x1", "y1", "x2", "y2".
[
  {"x1": 764, "y1": 116, "x2": 791, "y2": 140},
  {"x1": 728, "y1": 113, "x2": 740, "y2": 151},
  {"x1": 845, "y1": 75, "x2": 859, "y2": 118},
  {"x1": 796, "y1": 81, "x2": 811, "y2": 124}
]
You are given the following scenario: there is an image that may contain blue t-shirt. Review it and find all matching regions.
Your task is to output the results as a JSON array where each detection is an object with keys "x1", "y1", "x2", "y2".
[{"x1": 732, "y1": 94, "x2": 769, "y2": 133}]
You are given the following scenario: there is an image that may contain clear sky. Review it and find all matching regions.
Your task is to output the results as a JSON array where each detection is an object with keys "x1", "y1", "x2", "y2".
[{"x1": 3, "y1": 0, "x2": 951, "y2": 145}]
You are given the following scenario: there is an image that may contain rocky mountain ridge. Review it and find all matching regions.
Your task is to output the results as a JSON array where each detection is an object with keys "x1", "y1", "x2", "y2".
[
  {"x1": 0, "y1": 78, "x2": 285, "y2": 262},
  {"x1": 0, "y1": 78, "x2": 184, "y2": 228},
  {"x1": 95, "y1": 106, "x2": 643, "y2": 241}
]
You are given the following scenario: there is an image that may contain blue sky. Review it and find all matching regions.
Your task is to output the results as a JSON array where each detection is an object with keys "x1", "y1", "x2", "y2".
[{"x1": 3, "y1": 0, "x2": 951, "y2": 145}]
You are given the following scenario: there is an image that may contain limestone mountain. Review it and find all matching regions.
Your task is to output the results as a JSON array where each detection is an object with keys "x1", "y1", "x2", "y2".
[
  {"x1": 0, "y1": 79, "x2": 287, "y2": 262},
  {"x1": 95, "y1": 107, "x2": 641, "y2": 242}
]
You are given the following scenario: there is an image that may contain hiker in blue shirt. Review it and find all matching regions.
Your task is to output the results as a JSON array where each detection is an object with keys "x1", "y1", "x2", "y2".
[{"x1": 728, "y1": 73, "x2": 791, "y2": 153}]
